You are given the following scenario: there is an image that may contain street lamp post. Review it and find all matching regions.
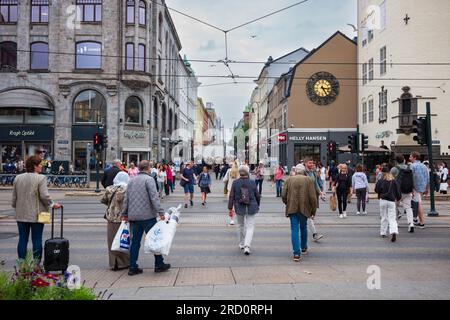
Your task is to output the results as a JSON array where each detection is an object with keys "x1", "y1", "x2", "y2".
[
  {"x1": 256, "y1": 103, "x2": 260, "y2": 164},
  {"x1": 94, "y1": 111, "x2": 101, "y2": 193}
]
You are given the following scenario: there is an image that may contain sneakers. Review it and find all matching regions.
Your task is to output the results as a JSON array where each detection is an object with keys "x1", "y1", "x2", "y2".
[
  {"x1": 229, "y1": 219, "x2": 235, "y2": 225},
  {"x1": 190, "y1": 200, "x2": 193, "y2": 207},
  {"x1": 343, "y1": 211, "x2": 347, "y2": 218},
  {"x1": 244, "y1": 247, "x2": 250, "y2": 255},
  {"x1": 239, "y1": 244, "x2": 245, "y2": 250},
  {"x1": 356, "y1": 211, "x2": 361, "y2": 216},
  {"x1": 202, "y1": 202, "x2": 205, "y2": 207},
  {"x1": 408, "y1": 224, "x2": 415, "y2": 233},
  {"x1": 380, "y1": 234, "x2": 387, "y2": 238},
  {"x1": 418, "y1": 223, "x2": 426, "y2": 229},
  {"x1": 391, "y1": 233, "x2": 397, "y2": 242},
  {"x1": 413, "y1": 218, "x2": 419, "y2": 225},
  {"x1": 293, "y1": 255, "x2": 301, "y2": 262},
  {"x1": 301, "y1": 248, "x2": 308, "y2": 255},
  {"x1": 128, "y1": 268, "x2": 143, "y2": 276},
  {"x1": 312, "y1": 233, "x2": 323, "y2": 242},
  {"x1": 339, "y1": 214, "x2": 344, "y2": 219},
  {"x1": 362, "y1": 211, "x2": 367, "y2": 215},
  {"x1": 155, "y1": 263, "x2": 171, "y2": 273},
  {"x1": 184, "y1": 204, "x2": 188, "y2": 209}
]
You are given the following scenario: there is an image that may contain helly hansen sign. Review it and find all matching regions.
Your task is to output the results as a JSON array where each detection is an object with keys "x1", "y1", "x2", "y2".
[{"x1": 289, "y1": 136, "x2": 327, "y2": 141}]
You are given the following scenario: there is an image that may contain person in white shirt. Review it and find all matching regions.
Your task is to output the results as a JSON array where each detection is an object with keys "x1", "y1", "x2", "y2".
[{"x1": 156, "y1": 164, "x2": 167, "y2": 199}]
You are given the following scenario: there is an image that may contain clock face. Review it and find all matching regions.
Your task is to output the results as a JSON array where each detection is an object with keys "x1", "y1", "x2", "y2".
[{"x1": 306, "y1": 72, "x2": 340, "y2": 105}]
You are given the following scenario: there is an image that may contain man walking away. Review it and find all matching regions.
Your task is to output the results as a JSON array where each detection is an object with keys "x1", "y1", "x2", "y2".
[
  {"x1": 409, "y1": 152, "x2": 429, "y2": 229},
  {"x1": 122, "y1": 160, "x2": 170, "y2": 275},
  {"x1": 282, "y1": 164, "x2": 318, "y2": 262},
  {"x1": 254, "y1": 162, "x2": 265, "y2": 195},
  {"x1": 102, "y1": 159, "x2": 123, "y2": 189},
  {"x1": 391, "y1": 154, "x2": 415, "y2": 233},
  {"x1": 303, "y1": 158, "x2": 325, "y2": 241}
]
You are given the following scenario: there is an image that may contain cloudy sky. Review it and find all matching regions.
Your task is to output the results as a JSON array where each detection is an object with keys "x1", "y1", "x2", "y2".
[{"x1": 167, "y1": 0, "x2": 357, "y2": 128}]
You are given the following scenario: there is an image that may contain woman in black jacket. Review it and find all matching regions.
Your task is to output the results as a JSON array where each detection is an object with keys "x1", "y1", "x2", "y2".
[
  {"x1": 332, "y1": 164, "x2": 352, "y2": 219},
  {"x1": 375, "y1": 167, "x2": 401, "y2": 242}
]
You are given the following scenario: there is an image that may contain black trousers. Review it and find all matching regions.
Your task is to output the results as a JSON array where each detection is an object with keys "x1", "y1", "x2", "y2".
[
  {"x1": 355, "y1": 188, "x2": 367, "y2": 212},
  {"x1": 336, "y1": 190, "x2": 348, "y2": 214}
]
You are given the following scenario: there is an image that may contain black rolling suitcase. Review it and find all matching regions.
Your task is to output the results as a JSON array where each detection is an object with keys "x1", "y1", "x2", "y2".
[{"x1": 44, "y1": 206, "x2": 69, "y2": 273}]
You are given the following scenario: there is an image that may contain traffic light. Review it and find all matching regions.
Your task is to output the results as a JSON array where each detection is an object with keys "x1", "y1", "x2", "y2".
[
  {"x1": 347, "y1": 134, "x2": 357, "y2": 153},
  {"x1": 412, "y1": 117, "x2": 428, "y2": 145},
  {"x1": 361, "y1": 134, "x2": 369, "y2": 152},
  {"x1": 93, "y1": 133, "x2": 103, "y2": 151},
  {"x1": 327, "y1": 141, "x2": 333, "y2": 155}
]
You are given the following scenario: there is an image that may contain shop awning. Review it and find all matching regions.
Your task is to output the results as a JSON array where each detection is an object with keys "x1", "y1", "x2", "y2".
[
  {"x1": 338, "y1": 145, "x2": 392, "y2": 153},
  {"x1": 0, "y1": 89, "x2": 54, "y2": 110}
]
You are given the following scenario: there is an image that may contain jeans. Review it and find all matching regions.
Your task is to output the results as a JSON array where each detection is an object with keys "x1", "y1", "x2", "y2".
[
  {"x1": 17, "y1": 222, "x2": 44, "y2": 262},
  {"x1": 255, "y1": 179, "x2": 263, "y2": 195},
  {"x1": 289, "y1": 213, "x2": 308, "y2": 255},
  {"x1": 336, "y1": 190, "x2": 348, "y2": 214},
  {"x1": 379, "y1": 199, "x2": 398, "y2": 235},
  {"x1": 276, "y1": 179, "x2": 283, "y2": 196},
  {"x1": 237, "y1": 213, "x2": 256, "y2": 248},
  {"x1": 355, "y1": 188, "x2": 367, "y2": 212},
  {"x1": 129, "y1": 218, "x2": 164, "y2": 271}
]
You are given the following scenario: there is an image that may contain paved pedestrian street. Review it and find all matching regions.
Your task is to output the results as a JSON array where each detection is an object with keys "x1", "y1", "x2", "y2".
[{"x1": 1, "y1": 179, "x2": 449, "y2": 300}]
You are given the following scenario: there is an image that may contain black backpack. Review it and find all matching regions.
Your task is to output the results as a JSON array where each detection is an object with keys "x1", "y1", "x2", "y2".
[
  {"x1": 239, "y1": 183, "x2": 250, "y2": 205},
  {"x1": 396, "y1": 166, "x2": 414, "y2": 194}
]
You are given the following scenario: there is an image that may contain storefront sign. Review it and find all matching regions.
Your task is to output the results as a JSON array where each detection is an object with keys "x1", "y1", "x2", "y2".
[
  {"x1": 375, "y1": 131, "x2": 393, "y2": 139},
  {"x1": 289, "y1": 136, "x2": 327, "y2": 142},
  {"x1": 278, "y1": 134, "x2": 287, "y2": 142},
  {"x1": 57, "y1": 140, "x2": 69, "y2": 145},
  {"x1": 0, "y1": 125, "x2": 54, "y2": 141},
  {"x1": 124, "y1": 130, "x2": 146, "y2": 139}
]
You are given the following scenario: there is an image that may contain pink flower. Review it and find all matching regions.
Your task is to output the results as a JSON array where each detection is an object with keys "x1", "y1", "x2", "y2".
[{"x1": 31, "y1": 278, "x2": 50, "y2": 288}]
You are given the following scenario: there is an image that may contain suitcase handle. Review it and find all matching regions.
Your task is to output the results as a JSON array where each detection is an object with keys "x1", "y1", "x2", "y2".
[{"x1": 51, "y1": 205, "x2": 63, "y2": 239}]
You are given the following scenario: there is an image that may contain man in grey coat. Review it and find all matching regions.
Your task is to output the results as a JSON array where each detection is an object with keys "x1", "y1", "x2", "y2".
[{"x1": 122, "y1": 160, "x2": 170, "y2": 276}]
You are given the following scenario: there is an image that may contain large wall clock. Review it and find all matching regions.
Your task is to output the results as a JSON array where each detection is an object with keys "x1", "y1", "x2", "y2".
[{"x1": 306, "y1": 71, "x2": 340, "y2": 105}]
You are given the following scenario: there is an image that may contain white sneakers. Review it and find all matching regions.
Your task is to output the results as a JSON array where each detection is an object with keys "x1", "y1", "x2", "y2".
[
  {"x1": 339, "y1": 214, "x2": 344, "y2": 219},
  {"x1": 229, "y1": 219, "x2": 235, "y2": 225},
  {"x1": 356, "y1": 211, "x2": 361, "y2": 215},
  {"x1": 343, "y1": 211, "x2": 347, "y2": 218},
  {"x1": 244, "y1": 247, "x2": 250, "y2": 255},
  {"x1": 363, "y1": 211, "x2": 367, "y2": 215},
  {"x1": 239, "y1": 244, "x2": 245, "y2": 250}
]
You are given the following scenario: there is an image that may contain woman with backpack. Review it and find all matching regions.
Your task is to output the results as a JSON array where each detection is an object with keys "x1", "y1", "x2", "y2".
[
  {"x1": 223, "y1": 161, "x2": 239, "y2": 225},
  {"x1": 227, "y1": 165, "x2": 261, "y2": 255},
  {"x1": 332, "y1": 164, "x2": 352, "y2": 219},
  {"x1": 198, "y1": 166, "x2": 212, "y2": 206},
  {"x1": 375, "y1": 166, "x2": 402, "y2": 242},
  {"x1": 352, "y1": 164, "x2": 369, "y2": 215}
]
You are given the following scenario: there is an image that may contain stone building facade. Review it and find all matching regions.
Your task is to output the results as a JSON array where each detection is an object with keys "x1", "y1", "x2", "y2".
[{"x1": 0, "y1": 0, "x2": 196, "y2": 171}]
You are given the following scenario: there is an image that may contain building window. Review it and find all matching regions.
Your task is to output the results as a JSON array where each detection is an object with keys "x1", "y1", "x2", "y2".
[
  {"x1": 139, "y1": 0, "x2": 146, "y2": 26},
  {"x1": 168, "y1": 109, "x2": 173, "y2": 134},
  {"x1": 380, "y1": 46, "x2": 387, "y2": 75},
  {"x1": 161, "y1": 104, "x2": 166, "y2": 132},
  {"x1": 125, "y1": 43, "x2": 134, "y2": 70},
  {"x1": 158, "y1": 12, "x2": 163, "y2": 42},
  {"x1": 76, "y1": 0, "x2": 102, "y2": 22},
  {"x1": 126, "y1": 0, "x2": 134, "y2": 24},
  {"x1": 125, "y1": 96, "x2": 142, "y2": 125},
  {"x1": 153, "y1": 99, "x2": 158, "y2": 129},
  {"x1": 0, "y1": 0, "x2": 18, "y2": 23},
  {"x1": 362, "y1": 63, "x2": 368, "y2": 85},
  {"x1": 362, "y1": 101, "x2": 367, "y2": 124},
  {"x1": 379, "y1": 89, "x2": 388, "y2": 123},
  {"x1": 368, "y1": 98, "x2": 374, "y2": 122},
  {"x1": 158, "y1": 56, "x2": 162, "y2": 83},
  {"x1": 0, "y1": 41, "x2": 16, "y2": 71},
  {"x1": 30, "y1": 42, "x2": 49, "y2": 70},
  {"x1": 368, "y1": 58, "x2": 374, "y2": 81},
  {"x1": 31, "y1": 0, "x2": 49, "y2": 23},
  {"x1": 73, "y1": 90, "x2": 106, "y2": 124},
  {"x1": 368, "y1": 29, "x2": 374, "y2": 42},
  {"x1": 380, "y1": 1, "x2": 386, "y2": 30},
  {"x1": 138, "y1": 44, "x2": 145, "y2": 72},
  {"x1": 76, "y1": 42, "x2": 101, "y2": 69}
]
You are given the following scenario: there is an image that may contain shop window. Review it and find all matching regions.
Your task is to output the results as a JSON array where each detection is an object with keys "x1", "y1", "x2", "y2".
[
  {"x1": 294, "y1": 145, "x2": 321, "y2": 166},
  {"x1": 73, "y1": 89, "x2": 106, "y2": 124},
  {"x1": 125, "y1": 96, "x2": 142, "y2": 125},
  {"x1": 1, "y1": 144, "x2": 22, "y2": 171},
  {"x1": 25, "y1": 109, "x2": 54, "y2": 124}
]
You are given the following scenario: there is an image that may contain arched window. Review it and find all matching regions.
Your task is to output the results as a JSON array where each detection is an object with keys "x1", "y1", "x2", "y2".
[
  {"x1": 126, "y1": 0, "x2": 134, "y2": 24},
  {"x1": 125, "y1": 96, "x2": 142, "y2": 125},
  {"x1": 30, "y1": 42, "x2": 49, "y2": 70},
  {"x1": 139, "y1": 0, "x2": 146, "y2": 26},
  {"x1": 73, "y1": 90, "x2": 106, "y2": 124},
  {"x1": 0, "y1": 0, "x2": 18, "y2": 23},
  {"x1": 76, "y1": 41, "x2": 101, "y2": 69},
  {"x1": 0, "y1": 41, "x2": 17, "y2": 71},
  {"x1": 31, "y1": 0, "x2": 49, "y2": 23}
]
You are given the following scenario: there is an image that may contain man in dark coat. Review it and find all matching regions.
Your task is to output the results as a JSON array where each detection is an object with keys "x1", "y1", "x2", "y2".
[{"x1": 101, "y1": 159, "x2": 123, "y2": 188}]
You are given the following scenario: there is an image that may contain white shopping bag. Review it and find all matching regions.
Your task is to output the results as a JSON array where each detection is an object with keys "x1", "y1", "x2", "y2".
[
  {"x1": 145, "y1": 205, "x2": 181, "y2": 256},
  {"x1": 111, "y1": 221, "x2": 130, "y2": 253}
]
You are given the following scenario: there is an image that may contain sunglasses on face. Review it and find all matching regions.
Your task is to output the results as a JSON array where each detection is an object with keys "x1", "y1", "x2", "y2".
[{"x1": 37, "y1": 150, "x2": 46, "y2": 153}]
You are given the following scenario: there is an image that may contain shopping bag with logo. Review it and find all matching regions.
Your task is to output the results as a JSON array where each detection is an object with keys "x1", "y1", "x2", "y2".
[
  {"x1": 330, "y1": 194, "x2": 337, "y2": 211},
  {"x1": 111, "y1": 221, "x2": 130, "y2": 253},
  {"x1": 145, "y1": 205, "x2": 181, "y2": 256}
]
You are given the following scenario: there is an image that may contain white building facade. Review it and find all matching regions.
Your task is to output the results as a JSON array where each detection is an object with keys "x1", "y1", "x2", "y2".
[{"x1": 358, "y1": 0, "x2": 450, "y2": 160}]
